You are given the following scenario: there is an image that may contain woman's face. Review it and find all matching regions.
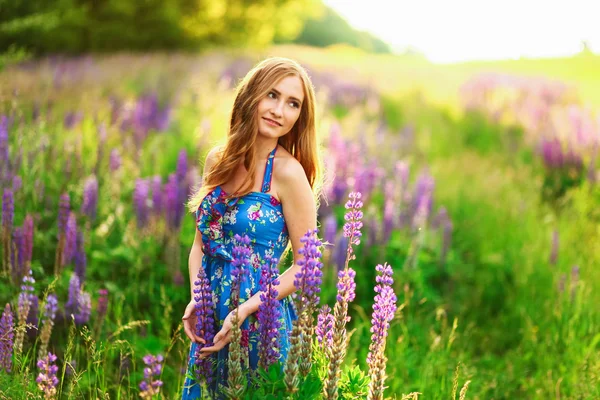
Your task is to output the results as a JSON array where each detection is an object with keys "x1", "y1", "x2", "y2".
[{"x1": 256, "y1": 75, "x2": 304, "y2": 140}]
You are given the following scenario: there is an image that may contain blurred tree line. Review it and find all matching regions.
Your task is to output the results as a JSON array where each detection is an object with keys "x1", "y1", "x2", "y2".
[{"x1": 0, "y1": 0, "x2": 390, "y2": 54}]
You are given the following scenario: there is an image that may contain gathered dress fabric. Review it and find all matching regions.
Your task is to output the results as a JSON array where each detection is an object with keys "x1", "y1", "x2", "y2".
[{"x1": 182, "y1": 146, "x2": 297, "y2": 399}]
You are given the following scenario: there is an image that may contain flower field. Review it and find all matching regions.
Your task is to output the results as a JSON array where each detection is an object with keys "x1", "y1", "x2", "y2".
[{"x1": 1, "y1": 47, "x2": 599, "y2": 399}]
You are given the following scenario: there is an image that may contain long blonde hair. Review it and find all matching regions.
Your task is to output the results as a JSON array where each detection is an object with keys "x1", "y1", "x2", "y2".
[{"x1": 187, "y1": 57, "x2": 323, "y2": 214}]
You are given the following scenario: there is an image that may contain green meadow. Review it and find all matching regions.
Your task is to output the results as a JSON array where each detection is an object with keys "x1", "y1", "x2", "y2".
[{"x1": 1, "y1": 45, "x2": 599, "y2": 399}]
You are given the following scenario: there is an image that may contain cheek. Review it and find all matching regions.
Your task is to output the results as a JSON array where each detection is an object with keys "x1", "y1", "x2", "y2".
[{"x1": 286, "y1": 109, "x2": 301, "y2": 127}]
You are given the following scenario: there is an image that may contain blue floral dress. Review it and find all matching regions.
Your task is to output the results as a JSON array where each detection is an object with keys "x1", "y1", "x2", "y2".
[{"x1": 182, "y1": 146, "x2": 297, "y2": 399}]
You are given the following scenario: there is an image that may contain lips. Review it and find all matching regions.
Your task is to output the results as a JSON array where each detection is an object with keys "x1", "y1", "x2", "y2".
[{"x1": 262, "y1": 117, "x2": 282, "y2": 126}]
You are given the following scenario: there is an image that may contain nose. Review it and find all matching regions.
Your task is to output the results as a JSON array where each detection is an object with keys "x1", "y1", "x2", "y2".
[{"x1": 270, "y1": 100, "x2": 283, "y2": 118}]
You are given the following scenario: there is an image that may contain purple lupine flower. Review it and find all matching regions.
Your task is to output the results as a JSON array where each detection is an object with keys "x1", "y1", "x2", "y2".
[
  {"x1": 75, "y1": 291, "x2": 91, "y2": 325},
  {"x1": 2, "y1": 189, "x2": 14, "y2": 231},
  {"x1": 316, "y1": 305, "x2": 333, "y2": 347},
  {"x1": 109, "y1": 149, "x2": 121, "y2": 172},
  {"x1": 22, "y1": 215, "x2": 34, "y2": 272},
  {"x1": 65, "y1": 273, "x2": 80, "y2": 318},
  {"x1": 231, "y1": 234, "x2": 252, "y2": 298},
  {"x1": 549, "y1": 230, "x2": 559, "y2": 265},
  {"x1": 293, "y1": 230, "x2": 324, "y2": 311},
  {"x1": 193, "y1": 266, "x2": 215, "y2": 384},
  {"x1": 38, "y1": 294, "x2": 58, "y2": 361},
  {"x1": 63, "y1": 111, "x2": 83, "y2": 130},
  {"x1": 367, "y1": 263, "x2": 398, "y2": 400},
  {"x1": 412, "y1": 172, "x2": 435, "y2": 230},
  {"x1": 176, "y1": 151, "x2": 190, "y2": 226},
  {"x1": 225, "y1": 234, "x2": 251, "y2": 398},
  {"x1": 58, "y1": 193, "x2": 70, "y2": 236},
  {"x1": 139, "y1": 354, "x2": 164, "y2": 399},
  {"x1": 11, "y1": 226, "x2": 24, "y2": 282},
  {"x1": 134, "y1": 178, "x2": 150, "y2": 229},
  {"x1": 323, "y1": 193, "x2": 363, "y2": 399},
  {"x1": 18, "y1": 273, "x2": 35, "y2": 320},
  {"x1": 81, "y1": 175, "x2": 98, "y2": 221},
  {"x1": 163, "y1": 174, "x2": 178, "y2": 231},
  {"x1": 323, "y1": 214, "x2": 337, "y2": 246},
  {"x1": 0, "y1": 116, "x2": 9, "y2": 182},
  {"x1": 343, "y1": 192, "x2": 364, "y2": 266},
  {"x1": 26, "y1": 295, "x2": 39, "y2": 339},
  {"x1": 12, "y1": 175, "x2": 22, "y2": 192},
  {"x1": 257, "y1": 253, "x2": 282, "y2": 369},
  {"x1": 336, "y1": 268, "x2": 357, "y2": 304},
  {"x1": 36, "y1": 352, "x2": 59, "y2": 399},
  {"x1": 0, "y1": 303, "x2": 14, "y2": 373},
  {"x1": 74, "y1": 231, "x2": 86, "y2": 282},
  {"x1": 383, "y1": 195, "x2": 395, "y2": 242},
  {"x1": 63, "y1": 212, "x2": 77, "y2": 266},
  {"x1": 285, "y1": 229, "x2": 325, "y2": 385},
  {"x1": 176, "y1": 150, "x2": 188, "y2": 185},
  {"x1": 333, "y1": 233, "x2": 348, "y2": 272},
  {"x1": 366, "y1": 214, "x2": 385, "y2": 251},
  {"x1": 44, "y1": 295, "x2": 58, "y2": 322},
  {"x1": 151, "y1": 175, "x2": 163, "y2": 216}
]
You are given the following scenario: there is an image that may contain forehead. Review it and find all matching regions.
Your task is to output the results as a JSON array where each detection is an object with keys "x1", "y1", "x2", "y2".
[{"x1": 272, "y1": 75, "x2": 304, "y2": 101}]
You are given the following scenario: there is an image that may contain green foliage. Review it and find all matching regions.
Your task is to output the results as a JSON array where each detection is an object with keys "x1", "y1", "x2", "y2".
[
  {"x1": 338, "y1": 364, "x2": 370, "y2": 399},
  {"x1": 245, "y1": 361, "x2": 323, "y2": 399},
  {"x1": 0, "y1": 0, "x2": 322, "y2": 54},
  {"x1": 279, "y1": 5, "x2": 391, "y2": 54}
]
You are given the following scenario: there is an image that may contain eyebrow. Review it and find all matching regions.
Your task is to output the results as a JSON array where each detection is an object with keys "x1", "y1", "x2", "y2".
[{"x1": 271, "y1": 88, "x2": 303, "y2": 105}]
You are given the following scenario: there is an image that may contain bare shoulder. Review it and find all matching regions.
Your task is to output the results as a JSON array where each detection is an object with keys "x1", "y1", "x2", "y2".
[
  {"x1": 273, "y1": 146, "x2": 309, "y2": 189},
  {"x1": 204, "y1": 145, "x2": 224, "y2": 172}
]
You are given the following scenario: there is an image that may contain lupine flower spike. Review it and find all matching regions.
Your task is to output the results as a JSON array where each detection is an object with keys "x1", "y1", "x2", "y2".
[
  {"x1": 284, "y1": 229, "x2": 324, "y2": 392},
  {"x1": 367, "y1": 263, "x2": 398, "y2": 400},
  {"x1": 257, "y1": 253, "x2": 282, "y2": 369},
  {"x1": 139, "y1": 354, "x2": 164, "y2": 399},
  {"x1": 15, "y1": 272, "x2": 35, "y2": 355},
  {"x1": 0, "y1": 304, "x2": 14, "y2": 373},
  {"x1": 223, "y1": 234, "x2": 251, "y2": 399},
  {"x1": 36, "y1": 352, "x2": 59, "y2": 399},
  {"x1": 323, "y1": 192, "x2": 362, "y2": 400},
  {"x1": 38, "y1": 294, "x2": 58, "y2": 361},
  {"x1": 193, "y1": 266, "x2": 216, "y2": 388}
]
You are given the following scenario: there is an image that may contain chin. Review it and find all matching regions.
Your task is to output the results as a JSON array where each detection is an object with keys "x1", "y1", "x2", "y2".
[{"x1": 258, "y1": 128, "x2": 284, "y2": 139}]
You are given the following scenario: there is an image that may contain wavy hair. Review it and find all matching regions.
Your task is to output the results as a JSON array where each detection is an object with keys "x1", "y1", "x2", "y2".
[{"x1": 187, "y1": 57, "x2": 323, "y2": 214}]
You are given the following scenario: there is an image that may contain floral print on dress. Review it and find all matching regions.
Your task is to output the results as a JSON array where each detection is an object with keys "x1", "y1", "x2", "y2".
[
  {"x1": 182, "y1": 144, "x2": 297, "y2": 400},
  {"x1": 247, "y1": 202, "x2": 263, "y2": 221}
]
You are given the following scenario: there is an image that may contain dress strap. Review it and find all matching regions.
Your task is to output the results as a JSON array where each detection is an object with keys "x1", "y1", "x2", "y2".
[{"x1": 260, "y1": 146, "x2": 278, "y2": 193}]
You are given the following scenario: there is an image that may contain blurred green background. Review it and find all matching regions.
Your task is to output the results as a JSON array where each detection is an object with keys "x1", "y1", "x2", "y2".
[{"x1": 1, "y1": 1, "x2": 600, "y2": 399}]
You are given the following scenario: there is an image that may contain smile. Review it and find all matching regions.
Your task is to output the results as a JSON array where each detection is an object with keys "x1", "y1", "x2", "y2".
[{"x1": 263, "y1": 117, "x2": 281, "y2": 126}]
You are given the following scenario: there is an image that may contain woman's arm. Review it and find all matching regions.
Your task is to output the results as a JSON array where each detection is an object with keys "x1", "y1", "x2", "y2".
[
  {"x1": 182, "y1": 146, "x2": 221, "y2": 343},
  {"x1": 188, "y1": 232, "x2": 205, "y2": 299},
  {"x1": 239, "y1": 158, "x2": 317, "y2": 317},
  {"x1": 186, "y1": 146, "x2": 220, "y2": 296}
]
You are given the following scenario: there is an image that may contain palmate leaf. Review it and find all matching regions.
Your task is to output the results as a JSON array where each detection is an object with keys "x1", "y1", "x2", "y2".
[
  {"x1": 339, "y1": 364, "x2": 370, "y2": 399},
  {"x1": 245, "y1": 360, "x2": 322, "y2": 399}
]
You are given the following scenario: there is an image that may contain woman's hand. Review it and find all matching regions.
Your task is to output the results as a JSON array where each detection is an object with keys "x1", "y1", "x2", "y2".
[
  {"x1": 198, "y1": 307, "x2": 249, "y2": 358},
  {"x1": 182, "y1": 300, "x2": 206, "y2": 344}
]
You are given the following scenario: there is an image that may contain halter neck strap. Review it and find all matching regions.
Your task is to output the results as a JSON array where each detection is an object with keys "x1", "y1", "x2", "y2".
[{"x1": 260, "y1": 146, "x2": 278, "y2": 193}]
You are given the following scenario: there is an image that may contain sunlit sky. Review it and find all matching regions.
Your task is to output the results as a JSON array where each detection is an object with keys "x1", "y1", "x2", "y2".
[{"x1": 324, "y1": 0, "x2": 599, "y2": 64}]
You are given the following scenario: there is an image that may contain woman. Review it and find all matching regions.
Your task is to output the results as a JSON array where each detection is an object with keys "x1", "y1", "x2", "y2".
[{"x1": 181, "y1": 57, "x2": 323, "y2": 398}]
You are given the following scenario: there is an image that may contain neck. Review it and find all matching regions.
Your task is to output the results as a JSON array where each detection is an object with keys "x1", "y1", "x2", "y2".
[{"x1": 254, "y1": 136, "x2": 278, "y2": 159}]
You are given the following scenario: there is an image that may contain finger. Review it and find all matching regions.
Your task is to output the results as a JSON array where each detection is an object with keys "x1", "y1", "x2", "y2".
[
  {"x1": 183, "y1": 321, "x2": 195, "y2": 342},
  {"x1": 213, "y1": 328, "x2": 230, "y2": 344},
  {"x1": 199, "y1": 344, "x2": 224, "y2": 356}
]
